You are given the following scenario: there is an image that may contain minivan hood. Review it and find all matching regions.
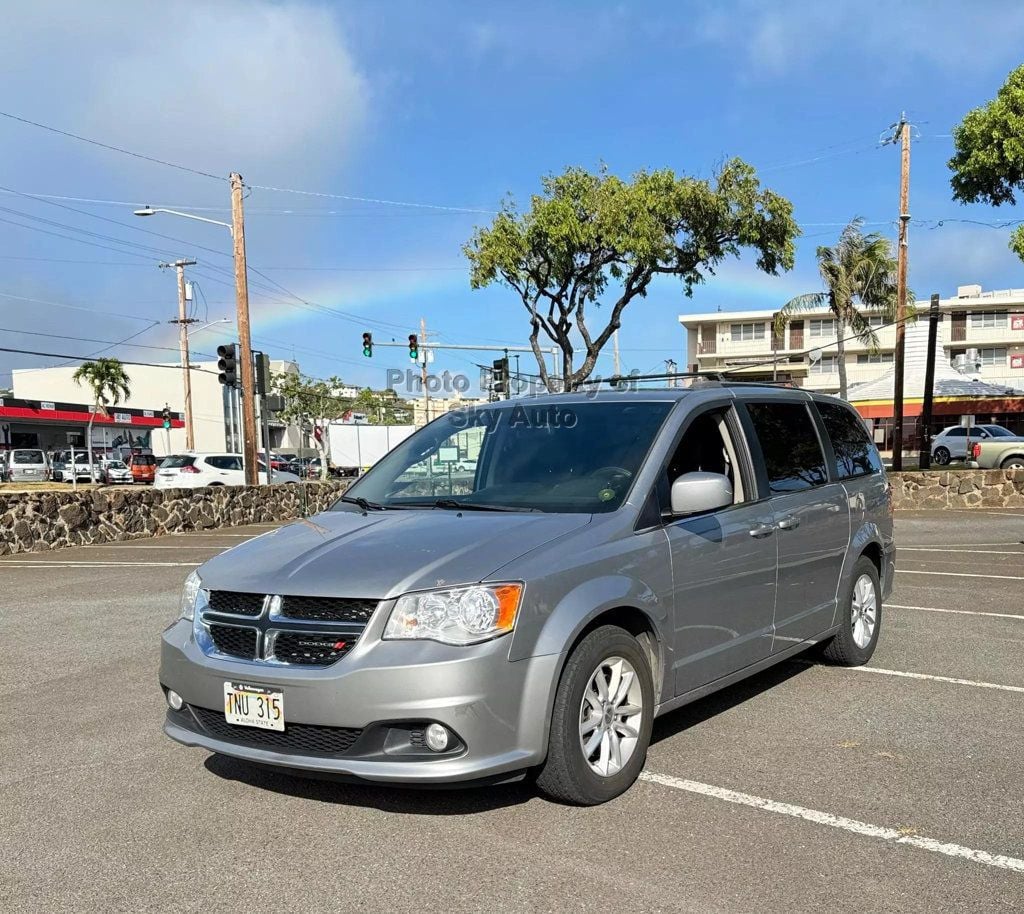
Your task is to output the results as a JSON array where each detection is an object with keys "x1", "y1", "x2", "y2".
[{"x1": 197, "y1": 508, "x2": 592, "y2": 599}]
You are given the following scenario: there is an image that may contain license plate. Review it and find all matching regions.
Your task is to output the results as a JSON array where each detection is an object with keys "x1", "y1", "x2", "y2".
[
  {"x1": 223, "y1": 682, "x2": 285, "y2": 731},
  {"x1": 24, "y1": 469, "x2": 37, "y2": 475}
]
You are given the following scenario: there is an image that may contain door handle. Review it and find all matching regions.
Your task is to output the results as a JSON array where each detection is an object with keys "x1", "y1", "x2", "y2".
[
  {"x1": 749, "y1": 523, "x2": 775, "y2": 539},
  {"x1": 777, "y1": 516, "x2": 800, "y2": 531}
]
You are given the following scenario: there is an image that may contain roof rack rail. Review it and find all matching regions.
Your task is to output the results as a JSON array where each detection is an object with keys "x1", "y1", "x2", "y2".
[{"x1": 598, "y1": 371, "x2": 723, "y2": 386}]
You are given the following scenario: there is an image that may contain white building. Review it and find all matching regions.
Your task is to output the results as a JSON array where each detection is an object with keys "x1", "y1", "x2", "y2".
[
  {"x1": 9, "y1": 358, "x2": 304, "y2": 457},
  {"x1": 679, "y1": 284, "x2": 1024, "y2": 392}
]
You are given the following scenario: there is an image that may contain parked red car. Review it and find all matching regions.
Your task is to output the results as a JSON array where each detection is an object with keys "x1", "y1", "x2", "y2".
[{"x1": 127, "y1": 452, "x2": 158, "y2": 484}]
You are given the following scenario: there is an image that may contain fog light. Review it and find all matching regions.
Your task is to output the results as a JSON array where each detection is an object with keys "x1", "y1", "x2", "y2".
[
  {"x1": 166, "y1": 689, "x2": 183, "y2": 711},
  {"x1": 424, "y1": 723, "x2": 450, "y2": 752}
]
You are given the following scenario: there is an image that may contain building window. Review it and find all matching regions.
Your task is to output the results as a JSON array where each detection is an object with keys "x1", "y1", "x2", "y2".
[
  {"x1": 730, "y1": 322, "x2": 766, "y2": 342},
  {"x1": 978, "y1": 347, "x2": 1007, "y2": 366},
  {"x1": 970, "y1": 310, "x2": 1007, "y2": 329},
  {"x1": 856, "y1": 352, "x2": 894, "y2": 365},
  {"x1": 809, "y1": 318, "x2": 836, "y2": 338},
  {"x1": 866, "y1": 315, "x2": 887, "y2": 329},
  {"x1": 810, "y1": 354, "x2": 840, "y2": 374}
]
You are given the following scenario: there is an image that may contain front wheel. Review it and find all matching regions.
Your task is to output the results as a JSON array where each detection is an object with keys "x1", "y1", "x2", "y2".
[
  {"x1": 820, "y1": 556, "x2": 881, "y2": 666},
  {"x1": 535, "y1": 625, "x2": 654, "y2": 805},
  {"x1": 933, "y1": 446, "x2": 951, "y2": 466}
]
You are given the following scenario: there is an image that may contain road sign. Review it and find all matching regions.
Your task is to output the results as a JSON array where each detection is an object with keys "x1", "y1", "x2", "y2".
[{"x1": 959, "y1": 414, "x2": 975, "y2": 427}]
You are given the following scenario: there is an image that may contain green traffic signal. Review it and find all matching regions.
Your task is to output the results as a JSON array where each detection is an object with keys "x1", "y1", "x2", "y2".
[
  {"x1": 362, "y1": 332, "x2": 373, "y2": 358},
  {"x1": 408, "y1": 333, "x2": 419, "y2": 360}
]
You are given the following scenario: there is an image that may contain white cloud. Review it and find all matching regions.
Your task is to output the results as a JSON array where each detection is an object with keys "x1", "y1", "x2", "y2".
[{"x1": 693, "y1": 0, "x2": 1024, "y2": 79}]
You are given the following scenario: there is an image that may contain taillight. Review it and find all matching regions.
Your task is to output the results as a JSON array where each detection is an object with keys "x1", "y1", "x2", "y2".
[
  {"x1": 971, "y1": 442, "x2": 981, "y2": 459},
  {"x1": 180, "y1": 465, "x2": 200, "y2": 474}
]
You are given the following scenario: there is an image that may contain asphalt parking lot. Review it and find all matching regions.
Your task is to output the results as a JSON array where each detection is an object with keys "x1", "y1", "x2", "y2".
[{"x1": 2, "y1": 510, "x2": 1023, "y2": 913}]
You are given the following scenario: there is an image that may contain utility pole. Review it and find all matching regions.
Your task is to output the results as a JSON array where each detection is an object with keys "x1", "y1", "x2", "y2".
[
  {"x1": 160, "y1": 259, "x2": 197, "y2": 450},
  {"x1": 886, "y1": 114, "x2": 912, "y2": 470},
  {"x1": 230, "y1": 172, "x2": 259, "y2": 485},
  {"x1": 664, "y1": 359, "x2": 677, "y2": 388},
  {"x1": 420, "y1": 316, "x2": 430, "y2": 426},
  {"x1": 613, "y1": 328, "x2": 621, "y2": 376},
  {"x1": 919, "y1": 293, "x2": 941, "y2": 469}
]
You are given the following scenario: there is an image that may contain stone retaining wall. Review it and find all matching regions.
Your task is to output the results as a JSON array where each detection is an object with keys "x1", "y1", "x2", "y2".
[
  {"x1": 0, "y1": 482, "x2": 349, "y2": 556},
  {"x1": 0, "y1": 471, "x2": 1020, "y2": 556},
  {"x1": 888, "y1": 469, "x2": 1024, "y2": 510}
]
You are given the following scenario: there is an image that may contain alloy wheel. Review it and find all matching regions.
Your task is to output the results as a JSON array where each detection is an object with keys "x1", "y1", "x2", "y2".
[
  {"x1": 579, "y1": 656, "x2": 644, "y2": 777},
  {"x1": 851, "y1": 573, "x2": 878, "y2": 649}
]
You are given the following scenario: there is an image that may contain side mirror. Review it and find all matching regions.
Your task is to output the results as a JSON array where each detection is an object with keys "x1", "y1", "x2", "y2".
[{"x1": 670, "y1": 471, "x2": 733, "y2": 516}]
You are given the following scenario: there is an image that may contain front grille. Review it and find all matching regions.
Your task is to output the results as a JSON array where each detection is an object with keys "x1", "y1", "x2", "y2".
[
  {"x1": 280, "y1": 596, "x2": 377, "y2": 623},
  {"x1": 272, "y1": 632, "x2": 356, "y2": 665},
  {"x1": 208, "y1": 591, "x2": 264, "y2": 617},
  {"x1": 209, "y1": 624, "x2": 258, "y2": 659},
  {"x1": 180, "y1": 704, "x2": 362, "y2": 756}
]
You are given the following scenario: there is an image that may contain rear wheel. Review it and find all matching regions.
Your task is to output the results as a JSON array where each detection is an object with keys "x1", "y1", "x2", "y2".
[
  {"x1": 535, "y1": 625, "x2": 654, "y2": 805},
  {"x1": 933, "y1": 446, "x2": 950, "y2": 466},
  {"x1": 820, "y1": 556, "x2": 881, "y2": 666},
  {"x1": 1000, "y1": 455, "x2": 1024, "y2": 470}
]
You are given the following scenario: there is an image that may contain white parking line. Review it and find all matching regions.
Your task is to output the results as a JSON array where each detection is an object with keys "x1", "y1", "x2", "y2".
[
  {"x1": 0, "y1": 561, "x2": 199, "y2": 568},
  {"x1": 897, "y1": 569, "x2": 1024, "y2": 581},
  {"x1": 901, "y1": 547, "x2": 1024, "y2": 555},
  {"x1": 845, "y1": 665, "x2": 1024, "y2": 694},
  {"x1": 889, "y1": 603, "x2": 1024, "y2": 621},
  {"x1": 639, "y1": 772, "x2": 1024, "y2": 873}
]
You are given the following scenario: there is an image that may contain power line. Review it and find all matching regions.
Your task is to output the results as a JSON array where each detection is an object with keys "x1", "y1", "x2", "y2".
[
  {"x1": 247, "y1": 182, "x2": 497, "y2": 215},
  {"x1": 0, "y1": 289, "x2": 163, "y2": 324},
  {"x1": 0, "y1": 343, "x2": 220, "y2": 374},
  {"x1": 0, "y1": 109, "x2": 224, "y2": 181},
  {"x1": 0, "y1": 326, "x2": 217, "y2": 360}
]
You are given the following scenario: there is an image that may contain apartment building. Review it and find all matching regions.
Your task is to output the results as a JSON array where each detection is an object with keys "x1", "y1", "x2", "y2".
[{"x1": 679, "y1": 284, "x2": 1024, "y2": 393}]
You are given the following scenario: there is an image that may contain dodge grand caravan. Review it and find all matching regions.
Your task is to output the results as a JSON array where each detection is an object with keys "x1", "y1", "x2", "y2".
[{"x1": 161, "y1": 385, "x2": 894, "y2": 805}]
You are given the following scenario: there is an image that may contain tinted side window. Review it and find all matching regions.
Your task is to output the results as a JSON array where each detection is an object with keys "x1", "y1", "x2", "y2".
[
  {"x1": 747, "y1": 402, "x2": 828, "y2": 493},
  {"x1": 205, "y1": 456, "x2": 228, "y2": 470},
  {"x1": 817, "y1": 402, "x2": 883, "y2": 479},
  {"x1": 947, "y1": 428, "x2": 966, "y2": 437}
]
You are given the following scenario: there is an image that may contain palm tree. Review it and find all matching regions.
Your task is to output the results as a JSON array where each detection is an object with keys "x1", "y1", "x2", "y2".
[
  {"x1": 72, "y1": 358, "x2": 132, "y2": 477},
  {"x1": 774, "y1": 218, "x2": 902, "y2": 400}
]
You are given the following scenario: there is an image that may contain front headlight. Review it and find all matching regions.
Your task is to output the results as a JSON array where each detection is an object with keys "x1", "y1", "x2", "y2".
[
  {"x1": 383, "y1": 583, "x2": 523, "y2": 645},
  {"x1": 180, "y1": 570, "x2": 203, "y2": 622}
]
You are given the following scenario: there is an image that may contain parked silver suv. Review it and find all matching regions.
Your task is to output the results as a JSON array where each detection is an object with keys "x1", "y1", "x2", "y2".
[{"x1": 161, "y1": 386, "x2": 894, "y2": 804}]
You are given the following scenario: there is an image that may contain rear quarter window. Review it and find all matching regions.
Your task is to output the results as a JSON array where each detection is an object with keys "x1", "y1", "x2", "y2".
[{"x1": 816, "y1": 402, "x2": 882, "y2": 479}]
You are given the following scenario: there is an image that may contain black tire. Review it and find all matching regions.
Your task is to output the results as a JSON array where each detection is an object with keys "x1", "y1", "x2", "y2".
[
  {"x1": 535, "y1": 625, "x2": 654, "y2": 806},
  {"x1": 1000, "y1": 456, "x2": 1024, "y2": 470},
  {"x1": 821, "y1": 556, "x2": 881, "y2": 666},
  {"x1": 933, "y1": 446, "x2": 951, "y2": 466}
]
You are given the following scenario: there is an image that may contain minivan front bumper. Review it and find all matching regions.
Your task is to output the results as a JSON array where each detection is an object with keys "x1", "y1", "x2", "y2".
[{"x1": 160, "y1": 619, "x2": 561, "y2": 784}]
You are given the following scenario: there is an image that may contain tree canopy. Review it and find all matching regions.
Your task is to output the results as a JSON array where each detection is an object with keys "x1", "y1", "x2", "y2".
[
  {"x1": 72, "y1": 357, "x2": 132, "y2": 471},
  {"x1": 948, "y1": 63, "x2": 1024, "y2": 260},
  {"x1": 464, "y1": 159, "x2": 799, "y2": 390}
]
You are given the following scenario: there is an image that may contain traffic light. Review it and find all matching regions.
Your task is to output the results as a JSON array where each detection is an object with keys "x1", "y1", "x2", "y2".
[
  {"x1": 361, "y1": 332, "x2": 373, "y2": 358},
  {"x1": 254, "y1": 352, "x2": 270, "y2": 396},
  {"x1": 492, "y1": 357, "x2": 509, "y2": 396},
  {"x1": 217, "y1": 343, "x2": 238, "y2": 387},
  {"x1": 161, "y1": 406, "x2": 171, "y2": 430},
  {"x1": 408, "y1": 334, "x2": 419, "y2": 361}
]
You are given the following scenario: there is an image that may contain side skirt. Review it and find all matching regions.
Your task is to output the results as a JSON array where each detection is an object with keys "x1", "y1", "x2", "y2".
[{"x1": 653, "y1": 625, "x2": 842, "y2": 719}]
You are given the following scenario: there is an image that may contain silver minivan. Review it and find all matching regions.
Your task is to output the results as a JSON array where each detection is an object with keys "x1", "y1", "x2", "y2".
[
  {"x1": 161, "y1": 386, "x2": 895, "y2": 805},
  {"x1": 5, "y1": 448, "x2": 49, "y2": 483}
]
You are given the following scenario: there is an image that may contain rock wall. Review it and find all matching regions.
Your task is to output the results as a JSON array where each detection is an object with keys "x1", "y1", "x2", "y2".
[
  {"x1": 0, "y1": 471, "x2": 1020, "y2": 556},
  {"x1": 888, "y1": 469, "x2": 1024, "y2": 510},
  {"x1": 0, "y1": 482, "x2": 349, "y2": 555}
]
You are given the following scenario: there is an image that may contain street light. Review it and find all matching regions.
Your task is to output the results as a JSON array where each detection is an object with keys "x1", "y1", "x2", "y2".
[
  {"x1": 134, "y1": 205, "x2": 233, "y2": 236},
  {"x1": 186, "y1": 318, "x2": 231, "y2": 338}
]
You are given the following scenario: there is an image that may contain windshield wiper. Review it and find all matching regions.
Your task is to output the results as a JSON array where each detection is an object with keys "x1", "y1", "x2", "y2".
[
  {"x1": 341, "y1": 495, "x2": 388, "y2": 512},
  {"x1": 431, "y1": 499, "x2": 539, "y2": 513}
]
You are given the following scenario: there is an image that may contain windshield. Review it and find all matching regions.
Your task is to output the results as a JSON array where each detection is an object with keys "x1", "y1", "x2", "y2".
[
  {"x1": 340, "y1": 400, "x2": 672, "y2": 513},
  {"x1": 107, "y1": 461, "x2": 126, "y2": 469}
]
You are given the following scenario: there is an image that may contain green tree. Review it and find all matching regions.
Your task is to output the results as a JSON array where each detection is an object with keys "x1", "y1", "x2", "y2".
[
  {"x1": 948, "y1": 63, "x2": 1024, "y2": 261},
  {"x1": 273, "y1": 373, "x2": 355, "y2": 479},
  {"x1": 773, "y1": 219, "x2": 901, "y2": 400},
  {"x1": 464, "y1": 160, "x2": 799, "y2": 390},
  {"x1": 71, "y1": 357, "x2": 131, "y2": 477}
]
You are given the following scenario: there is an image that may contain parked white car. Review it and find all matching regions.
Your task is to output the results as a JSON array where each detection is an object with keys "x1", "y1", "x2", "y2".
[
  {"x1": 52, "y1": 453, "x2": 99, "y2": 483},
  {"x1": 154, "y1": 453, "x2": 301, "y2": 489}
]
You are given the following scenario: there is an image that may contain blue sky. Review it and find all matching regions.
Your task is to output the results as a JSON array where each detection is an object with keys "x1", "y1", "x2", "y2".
[{"x1": 2, "y1": 0, "x2": 1024, "y2": 396}]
